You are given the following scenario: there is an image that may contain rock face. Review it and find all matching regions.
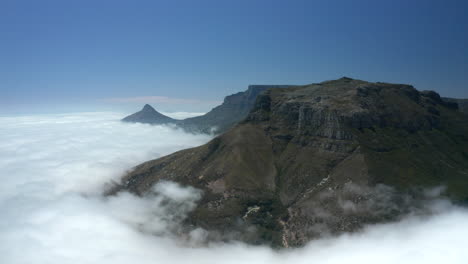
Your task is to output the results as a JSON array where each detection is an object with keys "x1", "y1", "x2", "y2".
[
  {"x1": 122, "y1": 104, "x2": 176, "y2": 124},
  {"x1": 116, "y1": 78, "x2": 468, "y2": 247},
  {"x1": 121, "y1": 85, "x2": 295, "y2": 134}
]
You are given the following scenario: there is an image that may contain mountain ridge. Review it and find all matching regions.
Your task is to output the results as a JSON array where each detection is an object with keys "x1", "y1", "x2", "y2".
[
  {"x1": 115, "y1": 78, "x2": 468, "y2": 247},
  {"x1": 121, "y1": 85, "x2": 297, "y2": 134},
  {"x1": 121, "y1": 83, "x2": 467, "y2": 134},
  {"x1": 114, "y1": 78, "x2": 468, "y2": 247}
]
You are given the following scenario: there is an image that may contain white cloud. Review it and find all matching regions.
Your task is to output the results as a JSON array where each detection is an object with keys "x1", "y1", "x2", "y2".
[
  {"x1": 0, "y1": 112, "x2": 211, "y2": 197},
  {"x1": 0, "y1": 112, "x2": 468, "y2": 264},
  {"x1": 160, "y1": 111, "x2": 206, "y2": 119}
]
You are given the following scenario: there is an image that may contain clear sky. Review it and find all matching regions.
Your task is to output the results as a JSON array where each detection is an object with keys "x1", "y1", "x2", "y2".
[{"x1": 1, "y1": 0, "x2": 467, "y2": 114}]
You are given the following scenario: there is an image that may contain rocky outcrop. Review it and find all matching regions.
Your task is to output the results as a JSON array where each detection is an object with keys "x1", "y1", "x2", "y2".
[{"x1": 115, "y1": 77, "x2": 468, "y2": 247}]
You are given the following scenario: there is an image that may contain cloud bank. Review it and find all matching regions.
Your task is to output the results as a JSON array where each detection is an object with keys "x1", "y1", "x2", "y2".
[
  {"x1": 161, "y1": 111, "x2": 206, "y2": 119},
  {"x1": 0, "y1": 112, "x2": 467, "y2": 264}
]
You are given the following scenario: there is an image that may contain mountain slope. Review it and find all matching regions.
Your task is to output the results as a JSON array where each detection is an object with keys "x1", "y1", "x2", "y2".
[
  {"x1": 116, "y1": 78, "x2": 468, "y2": 246},
  {"x1": 122, "y1": 104, "x2": 177, "y2": 124}
]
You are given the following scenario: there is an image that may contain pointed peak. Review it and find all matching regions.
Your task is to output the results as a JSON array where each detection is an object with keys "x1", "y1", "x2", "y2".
[{"x1": 142, "y1": 104, "x2": 156, "y2": 111}]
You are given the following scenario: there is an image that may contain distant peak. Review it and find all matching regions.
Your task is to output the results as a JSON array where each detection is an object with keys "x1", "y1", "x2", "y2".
[
  {"x1": 339, "y1": 76, "x2": 354, "y2": 81},
  {"x1": 142, "y1": 104, "x2": 156, "y2": 111}
]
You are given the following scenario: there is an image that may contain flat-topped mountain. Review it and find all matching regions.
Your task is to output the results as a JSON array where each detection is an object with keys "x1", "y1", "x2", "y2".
[
  {"x1": 115, "y1": 77, "x2": 468, "y2": 247},
  {"x1": 122, "y1": 104, "x2": 176, "y2": 124},
  {"x1": 121, "y1": 85, "x2": 296, "y2": 133},
  {"x1": 122, "y1": 86, "x2": 467, "y2": 134}
]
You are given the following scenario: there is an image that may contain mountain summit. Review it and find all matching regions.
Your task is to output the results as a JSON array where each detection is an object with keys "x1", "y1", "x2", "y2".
[
  {"x1": 115, "y1": 78, "x2": 468, "y2": 246},
  {"x1": 122, "y1": 104, "x2": 176, "y2": 124}
]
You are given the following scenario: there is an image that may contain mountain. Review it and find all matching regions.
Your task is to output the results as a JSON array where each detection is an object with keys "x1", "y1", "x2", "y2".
[
  {"x1": 115, "y1": 77, "x2": 468, "y2": 247},
  {"x1": 179, "y1": 85, "x2": 295, "y2": 134},
  {"x1": 121, "y1": 104, "x2": 176, "y2": 124},
  {"x1": 442, "y1": 97, "x2": 468, "y2": 115},
  {"x1": 121, "y1": 85, "x2": 295, "y2": 134}
]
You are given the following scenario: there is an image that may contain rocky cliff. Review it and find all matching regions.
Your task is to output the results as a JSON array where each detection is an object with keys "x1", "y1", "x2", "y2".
[{"x1": 115, "y1": 77, "x2": 468, "y2": 247}]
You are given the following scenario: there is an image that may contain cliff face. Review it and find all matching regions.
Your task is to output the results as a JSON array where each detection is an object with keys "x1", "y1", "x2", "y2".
[{"x1": 116, "y1": 78, "x2": 468, "y2": 247}]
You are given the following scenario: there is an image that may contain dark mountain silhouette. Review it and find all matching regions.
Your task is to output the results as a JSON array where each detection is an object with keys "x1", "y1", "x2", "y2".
[{"x1": 122, "y1": 104, "x2": 176, "y2": 124}]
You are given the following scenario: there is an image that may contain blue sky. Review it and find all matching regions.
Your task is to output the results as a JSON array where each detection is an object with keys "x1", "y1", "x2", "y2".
[{"x1": 1, "y1": 0, "x2": 467, "y2": 114}]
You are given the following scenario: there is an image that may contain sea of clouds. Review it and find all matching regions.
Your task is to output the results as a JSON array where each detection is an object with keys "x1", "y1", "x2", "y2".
[{"x1": 1, "y1": 112, "x2": 467, "y2": 264}]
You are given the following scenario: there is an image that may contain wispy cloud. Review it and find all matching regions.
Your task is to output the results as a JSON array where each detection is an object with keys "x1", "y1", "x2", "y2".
[{"x1": 102, "y1": 96, "x2": 221, "y2": 105}]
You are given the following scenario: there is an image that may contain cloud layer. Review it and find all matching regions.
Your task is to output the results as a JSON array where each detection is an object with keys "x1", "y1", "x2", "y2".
[{"x1": 1, "y1": 112, "x2": 467, "y2": 264}]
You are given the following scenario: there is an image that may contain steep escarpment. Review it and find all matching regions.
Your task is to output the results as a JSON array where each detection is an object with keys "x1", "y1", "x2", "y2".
[{"x1": 116, "y1": 77, "x2": 468, "y2": 247}]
